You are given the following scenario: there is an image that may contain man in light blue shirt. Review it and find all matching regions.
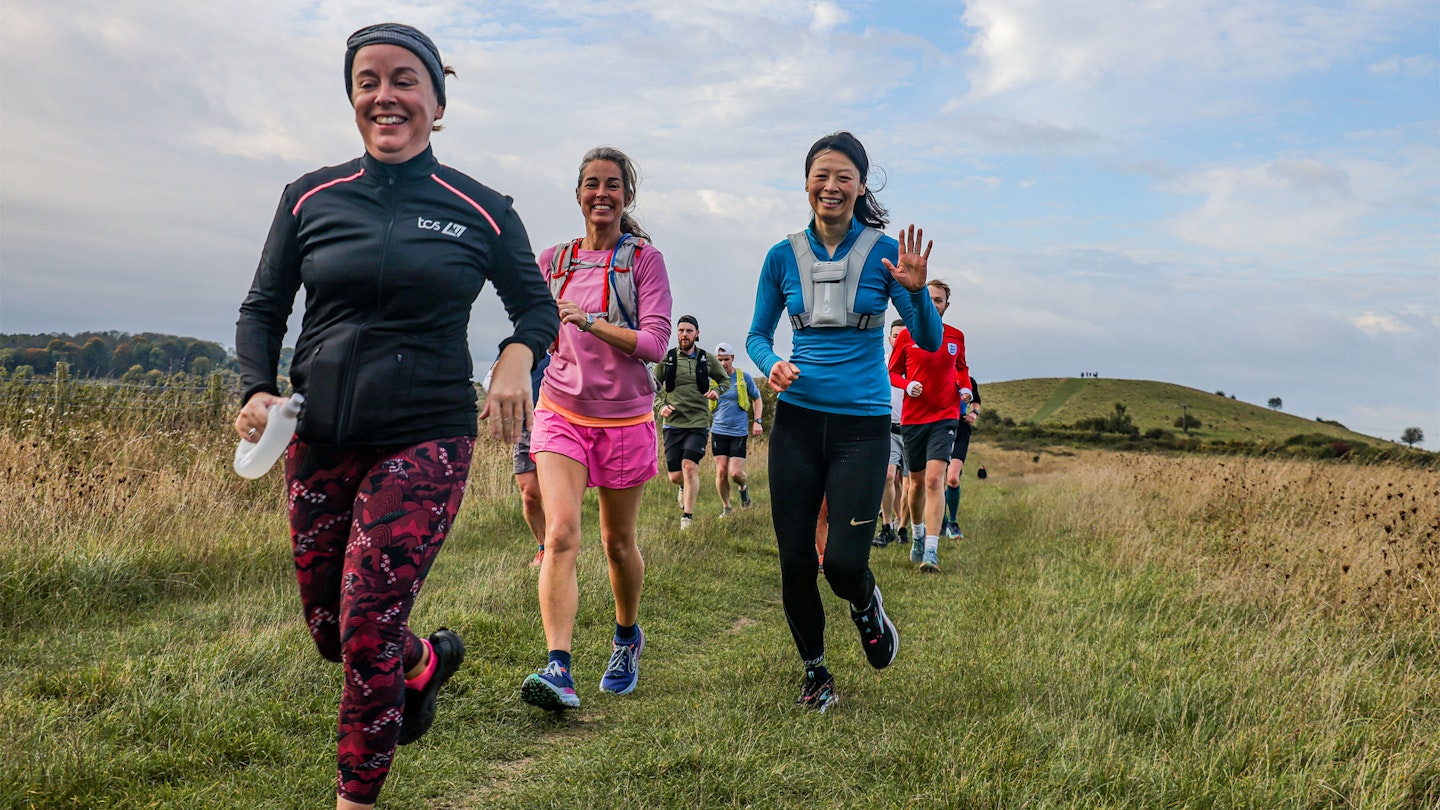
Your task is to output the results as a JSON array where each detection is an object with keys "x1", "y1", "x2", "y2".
[{"x1": 710, "y1": 342, "x2": 763, "y2": 516}]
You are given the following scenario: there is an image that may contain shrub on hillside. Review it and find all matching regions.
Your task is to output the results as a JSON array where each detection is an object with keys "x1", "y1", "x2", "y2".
[{"x1": 1072, "y1": 403, "x2": 1139, "y2": 436}]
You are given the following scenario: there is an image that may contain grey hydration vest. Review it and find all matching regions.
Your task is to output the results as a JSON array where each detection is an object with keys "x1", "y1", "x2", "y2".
[
  {"x1": 787, "y1": 227, "x2": 884, "y2": 330},
  {"x1": 548, "y1": 234, "x2": 643, "y2": 329}
]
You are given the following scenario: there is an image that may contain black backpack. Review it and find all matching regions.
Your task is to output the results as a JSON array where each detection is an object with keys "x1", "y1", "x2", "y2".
[{"x1": 662, "y1": 347, "x2": 709, "y2": 394}]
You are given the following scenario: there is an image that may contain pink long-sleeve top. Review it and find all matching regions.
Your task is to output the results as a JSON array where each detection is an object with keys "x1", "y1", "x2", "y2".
[{"x1": 536, "y1": 242, "x2": 673, "y2": 419}]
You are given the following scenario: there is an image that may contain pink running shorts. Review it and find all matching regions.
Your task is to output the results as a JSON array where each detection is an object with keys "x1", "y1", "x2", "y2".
[{"x1": 529, "y1": 408, "x2": 658, "y2": 490}]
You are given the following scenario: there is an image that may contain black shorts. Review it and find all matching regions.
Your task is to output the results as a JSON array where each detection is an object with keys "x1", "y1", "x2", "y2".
[
  {"x1": 711, "y1": 433, "x2": 748, "y2": 459},
  {"x1": 664, "y1": 427, "x2": 709, "y2": 471},
  {"x1": 951, "y1": 421, "x2": 973, "y2": 462},
  {"x1": 901, "y1": 420, "x2": 958, "y2": 474}
]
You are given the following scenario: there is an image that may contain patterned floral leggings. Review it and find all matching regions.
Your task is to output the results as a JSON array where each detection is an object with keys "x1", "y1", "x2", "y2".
[{"x1": 283, "y1": 436, "x2": 474, "y2": 805}]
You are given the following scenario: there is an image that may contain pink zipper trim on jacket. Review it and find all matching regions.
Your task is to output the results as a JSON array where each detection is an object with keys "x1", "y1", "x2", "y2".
[
  {"x1": 291, "y1": 169, "x2": 365, "y2": 215},
  {"x1": 430, "y1": 174, "x2": 501, "y2": 235}
]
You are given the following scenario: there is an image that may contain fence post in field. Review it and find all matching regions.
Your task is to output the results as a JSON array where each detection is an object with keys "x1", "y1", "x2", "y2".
[
  {"x1": 208, "y1": 372, "x2": 226, "y2": 421},
  {"x1": 53, "y1": 361, "x2": 70, "y2": 426}
]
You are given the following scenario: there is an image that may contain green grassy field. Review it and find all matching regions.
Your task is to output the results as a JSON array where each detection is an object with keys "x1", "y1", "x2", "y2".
[
  {"x1": 1, "y1": 423, "x2": 1436, "y2": 808},
  {"x1": 981, "y1": 377, "x2": 1392, "y2": 447}
]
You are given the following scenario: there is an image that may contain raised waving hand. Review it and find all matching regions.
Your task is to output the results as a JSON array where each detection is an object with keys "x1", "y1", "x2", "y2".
[{"x1": 882, "y1": 224, "x2": 933, "y2": 293}]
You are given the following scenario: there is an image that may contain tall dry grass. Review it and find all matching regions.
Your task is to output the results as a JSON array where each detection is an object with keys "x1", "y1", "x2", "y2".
[
  {"x1": 0, "y1": 414, "x2": 288, "y2": 631},
  {"x1": 973, "y1": 446, "x2": 1440, "y2": 624}
]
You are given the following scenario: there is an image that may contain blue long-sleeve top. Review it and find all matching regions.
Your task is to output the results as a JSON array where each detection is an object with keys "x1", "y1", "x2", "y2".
[{"x1": 747, "y1": 217, "x2": 942, "y2": 417}]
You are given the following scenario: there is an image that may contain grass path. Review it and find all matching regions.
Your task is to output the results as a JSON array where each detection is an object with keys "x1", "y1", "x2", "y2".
[
  {"x1": 3, "y1": 443, "x2": 1435, "y2": 808},
  {"x1": 1030, "y1": 377, "x2": 1083, "y2": 423}
]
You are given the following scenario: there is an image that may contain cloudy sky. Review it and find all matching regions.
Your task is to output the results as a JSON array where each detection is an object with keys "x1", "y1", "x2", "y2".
[{"x1": 2, "y1": 0, "x2": 1437, "y2": 446}]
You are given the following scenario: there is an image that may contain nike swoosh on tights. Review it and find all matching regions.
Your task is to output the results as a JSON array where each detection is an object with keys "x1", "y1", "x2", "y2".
[{"x1": 849, "y1": 517, "x2": 876, "y2": 526}]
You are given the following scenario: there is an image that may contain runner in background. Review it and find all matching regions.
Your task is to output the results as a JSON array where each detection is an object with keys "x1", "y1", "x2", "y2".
[
  {"x1": 655, "y1": 316, "x2": 730, "y2": 529},
  {"x1": 874, "y1": 318, "x2": 907, "y2": 547},
  {"x1": 942, "y1": 377, "x2": 980, "y2": 539},
  {"x1": 485, "y1": 354, "x2": 552, "y2": 567},
  {"x1": 710, "y1": 342, "x2": 763, "y2": 517},
  {"x1": 888, "y1": 279, "x2": 970, "y2": 573}
]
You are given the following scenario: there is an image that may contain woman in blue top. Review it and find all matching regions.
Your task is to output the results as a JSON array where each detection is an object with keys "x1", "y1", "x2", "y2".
[{"x1": 747, "y1": 131, "x2": 941, "y2": 712}]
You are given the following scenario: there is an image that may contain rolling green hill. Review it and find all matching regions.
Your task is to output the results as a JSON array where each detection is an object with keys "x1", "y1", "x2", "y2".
[{"x1": 981, "y1": 377, "x2": 1397, "y2": 447}]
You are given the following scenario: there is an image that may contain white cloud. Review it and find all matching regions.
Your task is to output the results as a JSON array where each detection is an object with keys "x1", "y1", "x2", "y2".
[
  {"x1": 1369, "y1": 54, "x2": 1440, "y2": 77},
  {"x1": 1355, "y1": 314, "x2": 1410, "y2": 336},
  {"x1": 1159, "y1": 143, "x2": 1438, "y2": 259},
  {"x1": 810, "y1": 1, "x2": 850, "y2": 33},
  {"x1": 960, "y1": 0, "x2": 1430, "y2": 98}
]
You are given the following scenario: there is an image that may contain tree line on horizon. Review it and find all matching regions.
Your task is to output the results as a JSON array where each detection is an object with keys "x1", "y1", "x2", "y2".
[{"x1": 0, "y1": 331, "x2": 293, "y2": 382}]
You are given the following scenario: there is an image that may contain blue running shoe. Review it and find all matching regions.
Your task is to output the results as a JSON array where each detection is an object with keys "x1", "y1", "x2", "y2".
[
  {"x1": 851, "y1": 585, "x2": 899, "y2": 669},
  {"x1": 920, "y1": 546, "x2": 941, "y2": 573},
  {"x1": 599, "y1": 627, "x2": 645, "y2": 695},
  {"x1": 521, "y1": 660, "x2": 579, "y2": 711},
  {"x1": 796, "y1": 670, "x2": 837, "y2": 713},
  {"x1": 910, "y1": 532, "x2": 924, "y2": 564}
]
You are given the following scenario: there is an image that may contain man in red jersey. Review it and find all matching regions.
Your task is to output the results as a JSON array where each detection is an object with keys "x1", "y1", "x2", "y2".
[{"x1": 888, "y1": 280, "x2": 971, "y2": 573}]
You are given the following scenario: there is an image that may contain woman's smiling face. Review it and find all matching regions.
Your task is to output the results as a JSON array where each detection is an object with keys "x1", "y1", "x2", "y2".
[
  {"x1": 806, "y1": 149, "x2": 864, "y2": 227},
  {"x1": 350, "y1": 44, "x2": 442, "y2": 164},
  {"x1": 577, "y1": 159, "x2": 628, "y2": 233}
]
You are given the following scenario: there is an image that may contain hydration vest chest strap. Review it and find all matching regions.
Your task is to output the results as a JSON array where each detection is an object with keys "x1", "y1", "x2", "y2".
[
  {"x1": 787, "y1": 227, "x2": 884, "y2": 330},
  {"x1": 548, "y1": 235, "x2": 643, "y2": 329}
]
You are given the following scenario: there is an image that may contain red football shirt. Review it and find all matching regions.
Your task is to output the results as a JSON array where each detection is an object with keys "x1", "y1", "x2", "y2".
[{"x1": 888, "y1": 323, "x2": 971, "y2": 425}]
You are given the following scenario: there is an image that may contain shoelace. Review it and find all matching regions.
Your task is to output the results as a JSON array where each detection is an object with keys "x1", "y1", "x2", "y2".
[
  {"x1": 606, "y1": 642, "x2": 638, "y2": 674},
  {"x1": 541, "y1": 661, "x2": 571, "y2": 683}
]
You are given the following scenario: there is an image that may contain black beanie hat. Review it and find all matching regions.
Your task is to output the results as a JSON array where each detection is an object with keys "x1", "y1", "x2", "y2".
[
  {"x1": 678, "y1": 315, "x2": 699, "y2": 330},
  {"x1": 345, "y1": 23, "x2": 447, "y2": 107}
]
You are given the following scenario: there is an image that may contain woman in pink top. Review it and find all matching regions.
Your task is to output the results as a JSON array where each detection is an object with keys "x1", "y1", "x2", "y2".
[{"x1": 520, "y1": 146, "x2": 674, "y2": 710}]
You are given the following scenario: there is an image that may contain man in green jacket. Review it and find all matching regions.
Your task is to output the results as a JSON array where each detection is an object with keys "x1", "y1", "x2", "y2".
[{"x1": 654, "y1": 315, "x2": 730, "y2": 529}]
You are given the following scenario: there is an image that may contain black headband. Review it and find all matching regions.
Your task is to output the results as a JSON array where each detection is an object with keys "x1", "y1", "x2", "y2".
[{"x1": 345, "y1": 23, "x2": 447, "y2": 107}]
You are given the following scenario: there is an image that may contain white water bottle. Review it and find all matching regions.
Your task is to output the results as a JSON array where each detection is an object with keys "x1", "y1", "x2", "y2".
[{"x1": 233, "y1": 393, "x2": 306, "y2": 479}]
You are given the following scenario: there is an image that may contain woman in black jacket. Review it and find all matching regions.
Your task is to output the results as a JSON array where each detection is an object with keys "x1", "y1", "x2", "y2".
[{"x1": 233, "y1": 23, "x2": 557, "y2": 810}]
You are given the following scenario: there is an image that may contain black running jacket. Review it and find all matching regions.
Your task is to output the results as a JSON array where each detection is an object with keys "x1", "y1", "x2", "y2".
[{"x1": 236, "y1": 147, "x2": 558, "y2": 448}]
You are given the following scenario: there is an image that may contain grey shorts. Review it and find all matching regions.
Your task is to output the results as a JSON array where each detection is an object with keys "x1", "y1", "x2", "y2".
[
  {"x1": 888, "y1": 428, "x2": 904, "y2": 468},
  {"x1": 512, "y1": 428, "x2": 536, "y2": 475}
]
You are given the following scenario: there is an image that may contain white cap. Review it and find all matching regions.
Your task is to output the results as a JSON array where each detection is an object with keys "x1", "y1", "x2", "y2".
[{"x1": 714, "y1": 342, "x2": 735, "y2": 356}]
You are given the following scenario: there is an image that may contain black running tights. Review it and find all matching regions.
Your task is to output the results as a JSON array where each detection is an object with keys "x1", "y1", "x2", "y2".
[{"x1": 768, "y1": 400, "x2": 889, "y2": 663}]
